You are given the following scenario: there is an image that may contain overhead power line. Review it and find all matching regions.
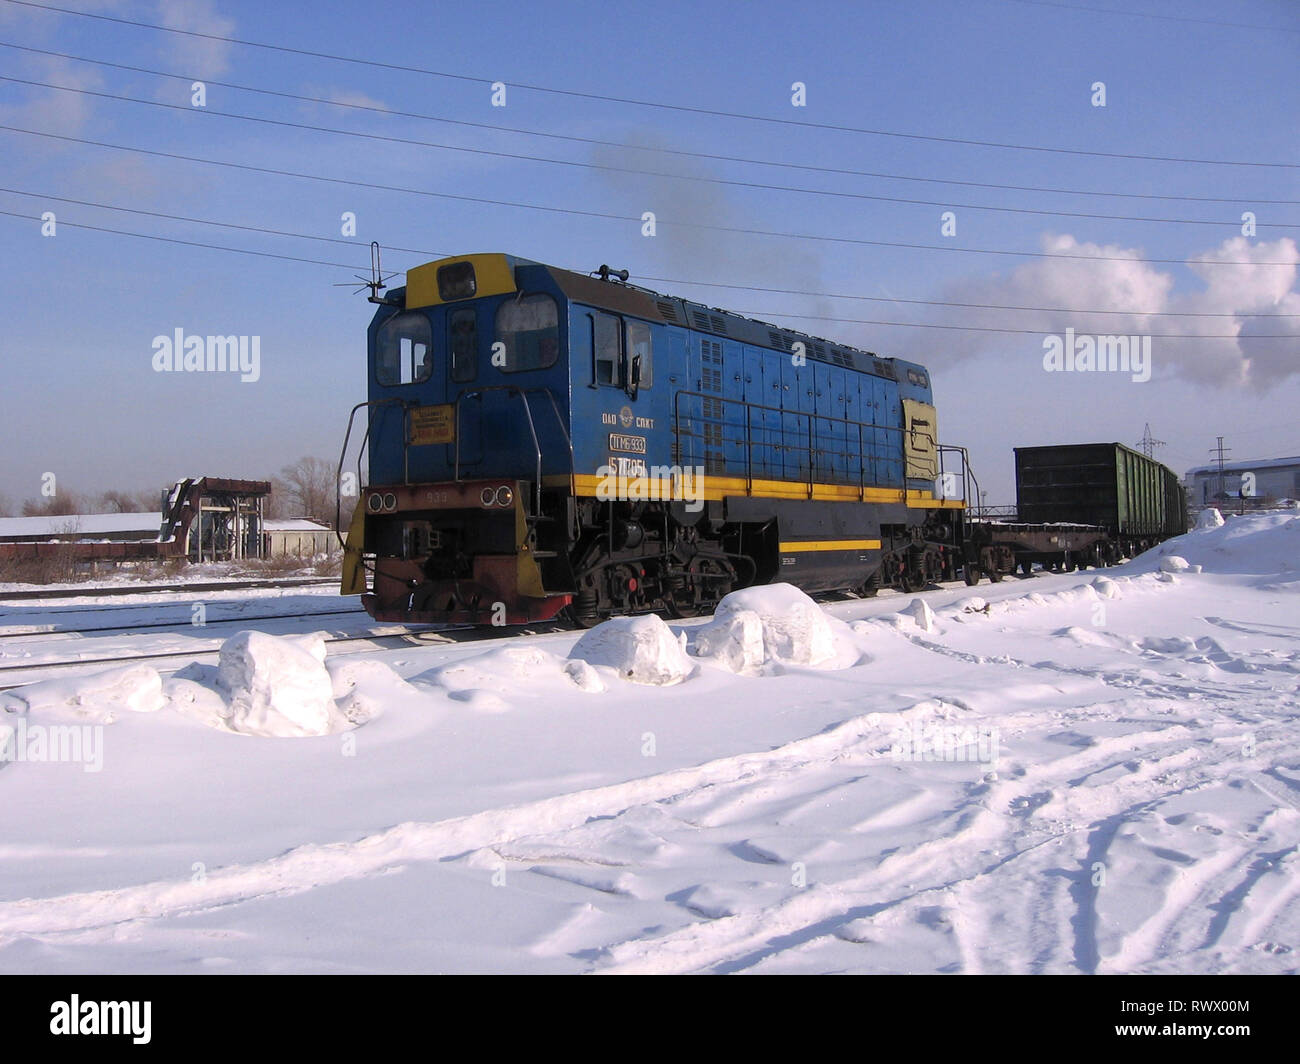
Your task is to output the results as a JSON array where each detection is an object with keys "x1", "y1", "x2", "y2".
[
  {"x1": 3, "y1": 40, "x2": 1296, "y2": 207},
  {"x1": 0, "y1": 185, "x2": 448, "y2": 258},
  {"x1": 5, "y1": 73, "x2": 1293, "y2": 231},
  {"x1": 718, "y1": 306, "x2": 1294, "y2": 338},
  {"x1": 2, "y1": 209, "x2": 1294, "y2": 337},
  {"x1": 3, "y1": 126, "x2": 1296, "y2": 267},
  {"x1": 2, "y1": 0, "x2": 1295, "y2": 169},
  {"x1": 6, "y1": 184, "x2": 1296, "y2": 317},
  {"x1": 634, "y1": 273, "x2": 1300, "y2": 318},
  {"x1": 0, "y1": 208, "x2": 363, "y2": 268}
]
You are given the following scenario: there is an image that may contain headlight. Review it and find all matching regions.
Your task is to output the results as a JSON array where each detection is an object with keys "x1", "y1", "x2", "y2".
[
  {"x1": 383, "y1": 493, "x2": 397, "y2": 512},
  {"x1": 494, "y1": 485, "x2": 514, "y2": 507},
  {"x1": 367, "y1": 494, "x2": 383, "y2": 513}
]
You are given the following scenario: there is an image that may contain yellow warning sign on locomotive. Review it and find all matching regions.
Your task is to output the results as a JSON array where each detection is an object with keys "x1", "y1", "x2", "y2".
[{"x1": 409, "y1": 404, "x2": 456, "y2": 445}]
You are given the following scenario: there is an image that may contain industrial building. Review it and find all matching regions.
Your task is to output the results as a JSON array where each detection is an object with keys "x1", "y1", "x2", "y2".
[
  {"x1": 0, "y1": 477, "x2": 277, "y2": 564},
  {"x1": 263, "y1": 519, "x2": 335, "y2": 558},
  {"x1": 1185, "y1": 456, "x2": 1300, "y2": 508}
]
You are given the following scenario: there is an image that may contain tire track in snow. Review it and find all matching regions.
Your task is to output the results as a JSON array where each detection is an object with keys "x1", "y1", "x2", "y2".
[
  {"x1": 898, "y1": 627, "x2": 1256, "y2": 710},
  {"x1": 0, "y1": 710, "x2": 905, "y2": 941},
  {"x1": 596, "y1": 726, "x2": 1229, "y2": 974}
]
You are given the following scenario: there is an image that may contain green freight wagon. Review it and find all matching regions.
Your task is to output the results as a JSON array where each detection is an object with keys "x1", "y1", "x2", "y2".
[
  {"x1": 1014, "y1": 443, "x2": 1187, "y2": 544},
  {"x1": 961, "y1": 443, "x2": 1188, "y2": 583}
]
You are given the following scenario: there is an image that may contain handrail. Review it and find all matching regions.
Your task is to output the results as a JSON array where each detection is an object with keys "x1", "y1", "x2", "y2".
[
  {"x1": 672, "y1": 389, "x2": 940, "y2": 500},
  {"x1": 335, "y1": 398, "x2": 406, "y2": 547},
  {"x1": 451, "y1": 386, "x2": 572, "y2": 516},
  {"x1": 938, "y1": 443, "x2": 981, "y2": 530}
]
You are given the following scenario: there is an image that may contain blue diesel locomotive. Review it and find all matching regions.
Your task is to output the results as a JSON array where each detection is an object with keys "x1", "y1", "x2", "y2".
[{"x1": 339, "y1": 253, "x2": 970, "y2": 625}]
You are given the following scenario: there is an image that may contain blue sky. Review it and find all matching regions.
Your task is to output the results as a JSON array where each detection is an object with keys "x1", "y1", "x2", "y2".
[{"x1": 0, "y1": 0, "x2": 1296, "y2": 508}]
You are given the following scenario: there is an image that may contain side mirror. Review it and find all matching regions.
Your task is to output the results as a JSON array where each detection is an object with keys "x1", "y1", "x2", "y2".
[{"x1": 627, "y1": 353, "x2": 642, "y2": 400}]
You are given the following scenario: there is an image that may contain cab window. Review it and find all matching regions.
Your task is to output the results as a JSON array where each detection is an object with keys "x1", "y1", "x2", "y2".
[
  {"x1": 449, "y1": 308, "x2": 477, "y2": 382},
  {"x1": 376, "y1": 312, "x2": 432, "y2": 386},
  {"x1": 626, "y1": 320, "x2": 653, "y2": 388},
  {"x1": 591, "y1": 313, "x2": 652, "y2": 389},
  {"x1": 496, "y1": 293, "x2": 559, "y2": 372},
  {"x1": 592, "y1": 311, "x2": 621, "y2": 385}
]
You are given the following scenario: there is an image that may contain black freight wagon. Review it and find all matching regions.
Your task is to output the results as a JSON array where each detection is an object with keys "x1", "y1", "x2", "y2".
[
  {"x1": 1015, "y1": 443, "x2": 1187, "y2": 541},
  {"x1": 961, "y1": 443, "x2": 1188, "y2": 582}
]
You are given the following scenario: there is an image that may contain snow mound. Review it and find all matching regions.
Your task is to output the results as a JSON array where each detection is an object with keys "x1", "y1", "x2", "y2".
[
  {"x1": 215, "y1": 631, "x2": 340, "y2": 737},
  {"x1": 563, "y1": 659, "x2": 606, "y2": 692},
  {"x1": 1091, "y1": 576, "x2": 1120, "y2": 599},
  {"x1": 681, "y1": 883, "x2": 753, "y2": 919},
  {"x1": 690, "y1": 608, "x2": 766, "y2": 673},
  {"x1": 425, "y1": 644, "x2": 607, "y2": 703},
  {"x1": 570, "y1": 614, "x2": 694, "y2": 685},
  {"x1": 904, "y1": 598, "x2": 936, "y2": 632},
  {"x1": 693, "y1": 583, "x2": 835, "y2": 669},
  {"x1": 1197, "y1": 508, "x2": 1224, "y2": 529},
  {"x1": 1126, "y1": 512, "x2": 1299, "y2": 579},
  {"x1": 1159, "y1": 555, "x2": 1193, "y2": 574},
  {"x1": 0, "y1": 664, "x2": 165, "y2": 724},
  {"x1": 448, "y1": 688, "x2": 510, "y2": 712},
  {"x1": 326, "y1": 658, "x2": 416, "y2": 725}
]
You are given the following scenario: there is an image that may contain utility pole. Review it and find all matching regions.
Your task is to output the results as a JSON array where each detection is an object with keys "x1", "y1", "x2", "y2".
[
  {"x1": 1137, "y1": 423, "x2": 1165, "y2": 459},
  {"x1": 1210, "y1": 437, "x2": 1231, "y2": 501}
]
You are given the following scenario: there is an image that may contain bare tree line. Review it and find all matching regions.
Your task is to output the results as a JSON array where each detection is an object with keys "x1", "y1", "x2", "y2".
[{"x1": 0, "y1": 456, "x2": 340, "y2": 527}]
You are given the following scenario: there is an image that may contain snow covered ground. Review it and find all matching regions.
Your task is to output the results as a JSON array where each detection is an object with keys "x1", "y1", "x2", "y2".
[{"x1": 0, "y1": 510, "x2": 1297, "y2": 974}]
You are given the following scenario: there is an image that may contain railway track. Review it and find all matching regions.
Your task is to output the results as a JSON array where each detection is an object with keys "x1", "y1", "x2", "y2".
[
  {"x1": 0, "y1": 606, "x2": 367, "y2": 640},
  {"x1": 0, "y1": 576, "x2": 1016, "y2": 695},
  {"x1": 0, "y1": 576, "x2": 340, "y2": 603},
  {"x1": 0, "y1": 627, "x2": 426, "y2": 693},
  {"x1": 0, "y1": 617, "x2": 582, "y2": 693}
]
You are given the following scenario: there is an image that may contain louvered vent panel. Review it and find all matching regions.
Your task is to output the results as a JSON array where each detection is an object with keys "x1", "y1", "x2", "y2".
[
  {"x1": 691, "y1": 309, "x2": 728, "y2": 334},
  {"x1": 768, "y1": 330, "x2": 794, "y2": 352}
]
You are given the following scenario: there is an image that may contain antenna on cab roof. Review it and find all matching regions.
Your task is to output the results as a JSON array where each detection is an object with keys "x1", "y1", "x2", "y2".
[{"x1": 334, "y1": 241, "x2": 400, "y2": 304}]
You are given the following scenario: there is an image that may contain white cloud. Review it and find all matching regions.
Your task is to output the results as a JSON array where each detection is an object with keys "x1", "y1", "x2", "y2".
[
  {"x1": 890, "y1": 233, "x2": 1299, "y2": 391},
  {"x1": 155, "y1": 0, "x2": 236, "y2": 76},
  {"x1": 0, "y1": 54, "x2": 104, "y2": 136},
  {"x1": 324, "y1": 90, "x2": 391, "y2": 112}
]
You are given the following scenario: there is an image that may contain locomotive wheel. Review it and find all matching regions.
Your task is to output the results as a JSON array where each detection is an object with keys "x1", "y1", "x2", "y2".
[
  {"x1": 664, "y1": 585, "x2": 702, "y2": 619},
  {"x1": 988, "y1": 566, "x2": 1004, "y2": 583},
  {"x1": 1019, "y1": 560, "x2": 1033, "y2": 576},
  {"x1": 696, "y1": 556, "x2": 735, "y2": 610},
  {"x1": 566, "y1": 580, "x2": 604, "y2": 628},
  {"x1": 859, "y1": 571, "x2": 881, "y2": 598},
  {"x1": 563, "y1": 604, "x2": 605, "y2": 629},
  {"x1": 963, "y1": 566, "x2": 980, "y2": 586},
  {"x1": 665, "y1": 557, "x2": 733, "y2": 619}
]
